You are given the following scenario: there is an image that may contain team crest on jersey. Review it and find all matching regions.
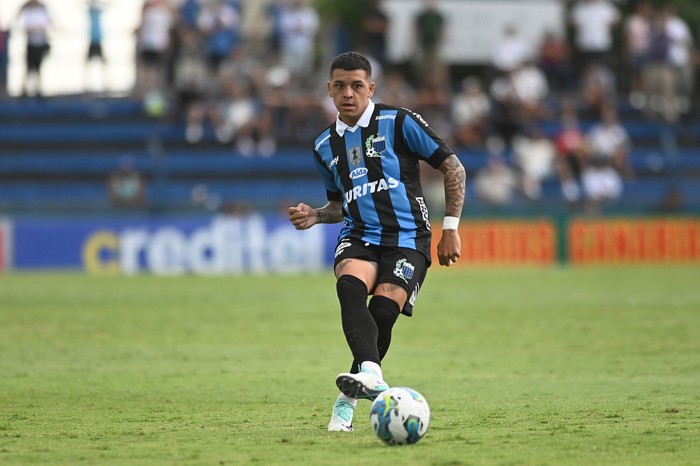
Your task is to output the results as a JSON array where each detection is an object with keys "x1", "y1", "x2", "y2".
[
  {"x1": 365, "y1": 134, "x2": 386, "y2": 158},
  {"x1": 348, "y1": 146, "x2": 362, "y2": 166},
  {"x1": 393, "y1": 258, "x2": 415, "y2": 283}
]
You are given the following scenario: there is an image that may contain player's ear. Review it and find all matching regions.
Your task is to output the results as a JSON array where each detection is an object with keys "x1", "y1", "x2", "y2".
[
  {"x1": 369, "y1": 81, "x2": 375, "y2": 97},
  {"x1": 327, "y1": 81, "x2": 332, "y2": 96}
]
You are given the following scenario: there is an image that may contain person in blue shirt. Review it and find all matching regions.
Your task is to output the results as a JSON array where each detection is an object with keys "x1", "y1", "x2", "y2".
[
  {"x1": 85, "y1": 0, "x2": 107, "y2": 92},
  {"x1": 288, "y1": 51, "x2": 465, "y2": 432}
]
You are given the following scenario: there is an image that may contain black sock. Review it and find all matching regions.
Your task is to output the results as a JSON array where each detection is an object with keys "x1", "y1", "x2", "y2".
[
  {"x1": 368, "y1": 295, "x2": 401, "y2": 361},
  {"x1": 336, "y1": 275, "x2": 380, "y2": 370}
]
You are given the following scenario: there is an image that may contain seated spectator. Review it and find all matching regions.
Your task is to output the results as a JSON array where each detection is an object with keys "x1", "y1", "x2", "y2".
[
  {"x1": 581, "y1": 105, "x2": 631, "y2": 211},
  {"x1": 218, "y1": 68, "x2": 270, "y2": 156},
  {"x1": 452, "y1": 76, "x2": 490, "y2": 148},
  {"x1": 174, "y1": 28, "x2": 210, "y2": 142},
  {"x1": 474, "y1": 155, "x2": 517, "y2": 206},
  {"x1": 538, "y1": 30, "x2": 574, "y2": 93},
  {"x1": 489, "y1": 70, "x2": 523, "y2": 154},
  {"x1": 510, "y1": 60, "x2": 550, "y2": 122},
  {"x1": 623, "y1": 0, "x2": 652, "y2": 108},
  {"x1": 642, "y1": 11, "x2": 675, "y2": 122},
  {"x1": 489, "y1": 61, "x2": 549, "y2": 153},
  {"x1": 107, "y1": 156, "x2": 147, "y2": 209},
  {"x1": 580, "y1": 62, "x2": 616, "y2": 119},
  {"x1": 663, "y1": 4, "x2": 693, "y2": 115},
  {"x1": 554, "y1": 98, "x2": 587, "y2": 205},
  {"x1": 513, "y1": 127, "x2": 556, "y2": 200}
]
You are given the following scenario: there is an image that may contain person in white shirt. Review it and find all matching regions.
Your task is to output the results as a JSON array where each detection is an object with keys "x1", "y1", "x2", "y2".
[
  {"x1": 581, "y1": 105, "x2": 630, "y2": 211},
  {"x1": 278, "y1": 0, "x2": 319, "y2": 82},
  {"x1": 16, "y1": 0, "x2": 50, "y2": 96},
  {"x1": 623, "y1": 0, "x2": 652, "y2": 107},
  {"x1": 662, "y1": 4, "x2": 694, "y2": 110},
  {"x1": 135, "y1": 0, "x2": 173, "y2": 96},
  {"x1": 491, "y1": 24, "x2": 533, "y2": 73},
  {"x1": 570, "y1": 0, "x2": 620, "y2": 71},
  {"x1": 452, "y1": 77, "x2": 490, "y2": 148},
  {"x1": 513, "y1": 128, "x2": 556, "y2": 201}
]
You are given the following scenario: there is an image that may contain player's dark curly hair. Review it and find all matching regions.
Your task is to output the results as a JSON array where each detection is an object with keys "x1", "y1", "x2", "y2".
[{"x1": 330, "y1": 52, "x2": 372, "y2": 78}]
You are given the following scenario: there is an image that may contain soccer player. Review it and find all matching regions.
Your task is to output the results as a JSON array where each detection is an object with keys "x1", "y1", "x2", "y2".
[{"x1": 288, "y1": 52, "x2": 465, "y2": 432}]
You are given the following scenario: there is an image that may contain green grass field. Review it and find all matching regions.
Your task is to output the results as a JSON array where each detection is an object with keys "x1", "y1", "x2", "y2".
[{"x1": 1, "y1": 266, "x2": 698, "y2": 465}]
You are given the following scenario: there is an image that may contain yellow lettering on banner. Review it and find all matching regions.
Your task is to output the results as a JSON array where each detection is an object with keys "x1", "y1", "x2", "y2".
[{"x1": 82, "y1": 230, "x2": 120, "y2": 275}]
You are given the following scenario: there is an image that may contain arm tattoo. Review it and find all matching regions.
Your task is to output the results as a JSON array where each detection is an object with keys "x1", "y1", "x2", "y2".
[
  {"x1": 314, "y1": 201, "x2": 344, "y2": 224},
  {"x1": 439, "y1": 154, "x2": 466, "y2": 217}
]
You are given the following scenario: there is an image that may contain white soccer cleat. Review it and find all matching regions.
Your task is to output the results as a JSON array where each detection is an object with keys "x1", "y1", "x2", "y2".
[
  {"x1": 327, "y1": 397, "x2": 355, "y2": 432},
  {"x1": 335, "y1": 371, "x2": 389, "y2": 401}
]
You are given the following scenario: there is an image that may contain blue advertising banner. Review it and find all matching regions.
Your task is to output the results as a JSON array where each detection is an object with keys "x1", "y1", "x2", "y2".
[{"x1": 11, "y1": 215, "x2": 343, "y2": 274}]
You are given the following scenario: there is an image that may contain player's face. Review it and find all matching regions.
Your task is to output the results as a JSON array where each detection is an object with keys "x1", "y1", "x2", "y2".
[{"x1": 327, "y1": 69, "x2": 375, "y2": 127}]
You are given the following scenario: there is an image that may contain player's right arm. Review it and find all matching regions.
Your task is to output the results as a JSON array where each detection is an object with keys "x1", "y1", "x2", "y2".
[{"x1": 288, "y1": 200, "x2": 343, "y2": 230}]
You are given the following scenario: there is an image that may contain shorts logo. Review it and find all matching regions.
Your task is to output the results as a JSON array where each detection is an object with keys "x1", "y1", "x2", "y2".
[
  {"x1": 348, "y1": 146, "x2": 362, "y2": 166},
  {"x1": 409, "y1": 283, "x2": 420, "y2": 306},
  {"x1": 349, "y1": 167, "x2": 368, "y2": 179},
  {"x1": 393, "y1": 258, "x2": 415, "y2": 283},
  {"x1": 365, "y1": 134, "x2": 386, "y2": 158},
  {"x1": 334, "y1": 240, "x2": 352, "y2": 258}
]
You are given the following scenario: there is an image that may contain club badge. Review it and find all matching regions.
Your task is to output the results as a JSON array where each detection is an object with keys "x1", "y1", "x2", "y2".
[
  {"x1": 393, "y1": 258, "x2": 415, "y2": 283},
  {"x1": 365, "y1": 134, "x2": 386, "y2": 158}
]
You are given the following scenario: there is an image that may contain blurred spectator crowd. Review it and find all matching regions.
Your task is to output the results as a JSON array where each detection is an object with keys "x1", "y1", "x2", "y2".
[{"x1": 3, "y1": 0, "x2": 699, "y2": 212}]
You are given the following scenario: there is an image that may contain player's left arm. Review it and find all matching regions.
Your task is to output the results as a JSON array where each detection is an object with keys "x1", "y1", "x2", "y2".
[{"x1": 436, "y1": 154, "x2": 466, "y2": 267}]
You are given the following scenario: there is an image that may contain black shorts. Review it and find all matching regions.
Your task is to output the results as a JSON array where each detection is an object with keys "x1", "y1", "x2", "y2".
[
  {"x1": 87, "y1": 43, "x2": 103, "y2": 60},
  {"x1": 333, "y1": 237, "x2": 430, "y2": 317},
  {"x1": 26, "y1": 44, "x2": 47, "y2": 71}
]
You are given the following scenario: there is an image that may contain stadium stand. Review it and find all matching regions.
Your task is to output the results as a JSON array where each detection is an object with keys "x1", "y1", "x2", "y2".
[{"x1": 0, "y1": 95, "x2": 698, "y2": 215}]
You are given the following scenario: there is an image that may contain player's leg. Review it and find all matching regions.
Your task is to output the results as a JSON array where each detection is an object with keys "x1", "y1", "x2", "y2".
[
  {"x1": 331, "y1": 240, "x2": 391, "y2": 405},
  {"x1": 371, "y1": 248, "x2": 430, "y2": 364},
  {"x1": 368, "y1": 293, "x2": 401, "y2": 361},
  {"x1": 335, "y1": 259, "x2": 379, "y2": 368},
  {"x1": 334, "y1": 258, "x2": 389, "y2": 400}
]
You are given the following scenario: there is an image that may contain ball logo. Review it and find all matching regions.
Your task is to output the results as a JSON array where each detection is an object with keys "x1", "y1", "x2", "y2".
[{"x1": 349, "y1": 167, "x2": 368, "y2": 179}]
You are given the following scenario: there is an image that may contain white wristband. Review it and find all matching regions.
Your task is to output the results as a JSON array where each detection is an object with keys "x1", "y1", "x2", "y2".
[{"x1": 443, "y1": 216, "x2": 460, "y2": 230}]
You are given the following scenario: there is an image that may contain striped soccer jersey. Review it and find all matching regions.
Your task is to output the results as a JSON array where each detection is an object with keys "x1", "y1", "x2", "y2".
[{"x1": 312, "y1": 102, "x2": 454, "y2": 260}]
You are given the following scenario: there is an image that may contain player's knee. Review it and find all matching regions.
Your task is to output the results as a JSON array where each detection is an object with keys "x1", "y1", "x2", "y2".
[
  {"x1": 336, "y1": 274, "x2": 368, "y2": 300},
  {"x1": 369, "y1": 295, "x2": 400, "y2": 328}
]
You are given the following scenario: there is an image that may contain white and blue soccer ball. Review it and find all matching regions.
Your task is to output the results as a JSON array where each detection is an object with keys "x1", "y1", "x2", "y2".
[{"x1": 369, "y1": 387, "x2": 430, "y2": 445}]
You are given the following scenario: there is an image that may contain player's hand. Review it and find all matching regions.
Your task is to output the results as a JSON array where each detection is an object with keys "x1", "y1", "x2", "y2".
[
  {"x1": 437, "y1": 229, "x2": 461, "y2": 266},
  {"x1": 288, "y1": 203, "x2": 317, "y2": 230}
]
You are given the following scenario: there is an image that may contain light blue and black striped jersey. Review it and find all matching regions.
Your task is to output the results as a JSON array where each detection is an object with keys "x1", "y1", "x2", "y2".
[{"x1": 312, "y1": 102, "x2": 454, "y2": 261}]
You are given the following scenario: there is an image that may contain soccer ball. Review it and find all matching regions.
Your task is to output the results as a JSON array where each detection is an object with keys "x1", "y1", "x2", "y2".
[{"x1": 369, "y1": 387, "x2": 430, "y2": 445}]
